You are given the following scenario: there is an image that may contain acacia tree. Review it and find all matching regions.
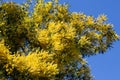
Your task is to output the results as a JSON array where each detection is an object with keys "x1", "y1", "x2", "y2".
[{"x1": 0, "y1": 0, "x2": 119, "y2": 80}]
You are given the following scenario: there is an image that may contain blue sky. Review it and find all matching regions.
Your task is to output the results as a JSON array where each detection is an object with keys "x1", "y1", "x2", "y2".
[{"x1": 13, "y1": 0, "x2": 120, "y2": 80}]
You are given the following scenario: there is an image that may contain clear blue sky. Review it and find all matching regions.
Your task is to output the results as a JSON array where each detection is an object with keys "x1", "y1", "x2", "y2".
[{"x1": 13, "y1": 0, "x2": 120, "y2": 80}]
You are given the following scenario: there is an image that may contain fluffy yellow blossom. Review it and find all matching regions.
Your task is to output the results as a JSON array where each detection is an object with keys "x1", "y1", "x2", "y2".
[
  {"x1": 78, "y1": 36, "x2": 91, "y2": 46},
  {"x1": 0, "y1": 40, "x2": 9, "y2": 64},
  {"x1": 53, "y1": 40, "x2": 64, "y2": 51},
  {"x1": 97, "y1": 14, "x2": 107, "y2": 23},
  {"x1": 87, "y1": 16, "x2": 94, "y2": 25},
  {"x1": 12, "y1": 51, "x2": 58, "y2": 78},
  {"x1": 37, "y1": 29, "x2": 50, "y2": 47},
  {"x1": 0, "y1": 0, "x2": 119, "y2": 79}
]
